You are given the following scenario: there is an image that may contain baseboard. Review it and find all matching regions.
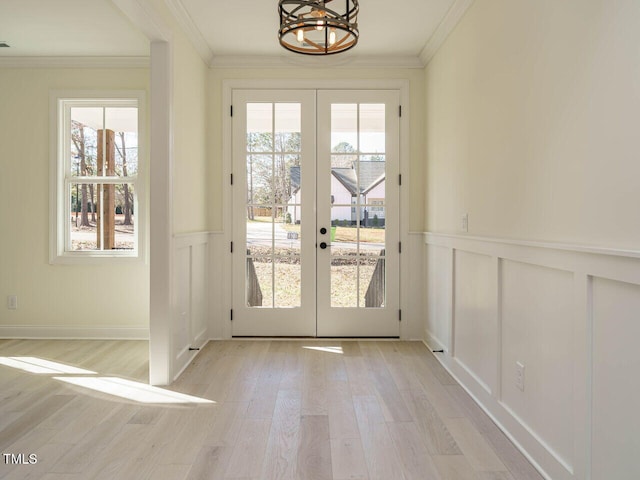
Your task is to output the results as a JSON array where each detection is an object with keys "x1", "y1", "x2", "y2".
[
  {"x1": 0, "y1": 325, "x2": 149, "y2": 340},
  {"x1": 423, "y1": 329, "x2": 448, "y2": 353}
]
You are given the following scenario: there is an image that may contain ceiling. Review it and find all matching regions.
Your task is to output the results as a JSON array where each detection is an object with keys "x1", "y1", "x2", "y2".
[
  {"x1": 0, "y1": 0, "x2": 462, "y2": 65},
  {"x1": 0, "y1": 0, "x2": 149, "y2": 57}
]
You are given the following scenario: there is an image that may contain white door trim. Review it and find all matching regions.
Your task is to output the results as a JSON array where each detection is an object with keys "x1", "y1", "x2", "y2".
[{"x1": 222, "y1": 79, "x2": 411, "y2": 339}]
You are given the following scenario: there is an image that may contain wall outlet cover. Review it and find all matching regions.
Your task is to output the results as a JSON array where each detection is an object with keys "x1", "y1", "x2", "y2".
[
  {"x1": 7, "y1": 295, "x2": 18, "y2": 310},
  {"x1": 516, "y1": 361, "x2": 525, "y2": 391}
]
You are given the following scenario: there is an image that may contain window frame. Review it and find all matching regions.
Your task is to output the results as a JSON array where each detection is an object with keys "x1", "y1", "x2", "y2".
[{"x1": 49, "y1": 90, "x2": 147, "y2": 264}]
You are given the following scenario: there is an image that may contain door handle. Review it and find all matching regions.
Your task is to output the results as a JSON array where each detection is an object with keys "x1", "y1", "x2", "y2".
[{"x1": 319, "y1": 242, "x2": 329, "y2": 249}]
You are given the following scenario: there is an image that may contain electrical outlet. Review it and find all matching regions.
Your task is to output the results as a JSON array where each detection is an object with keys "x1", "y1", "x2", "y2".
[
  {"x1": 7, "y1": 295, "x2": 18, "y2": 310},
  {"x1": 462, "y1": 213, "x2": 469, "y2": 232},
  {"x1": 515, "y1": 361, "x2": 525, "y2": 391}
]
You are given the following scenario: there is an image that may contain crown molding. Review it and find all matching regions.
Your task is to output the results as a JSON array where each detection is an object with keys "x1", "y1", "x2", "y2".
[
  {"x1": 210, "y1": 54, "x2": 424, "y2": 69},
  {"x1": 0, "y1": 56, "x2": 150, "y2": 69},
  {"x1": 420, "y1": 0, "x2": 475, "y2": 66},
  {"x1": 163, "y1": 0, "x2": 214, "y2": 66}
]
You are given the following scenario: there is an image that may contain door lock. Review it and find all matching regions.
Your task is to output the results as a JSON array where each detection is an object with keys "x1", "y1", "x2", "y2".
[{"x1": 320, "y1": 227, "x2": 327, "y2": 234}]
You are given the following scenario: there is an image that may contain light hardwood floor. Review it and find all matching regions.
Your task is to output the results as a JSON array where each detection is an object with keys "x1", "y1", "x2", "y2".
[{"x1": 0, "y1": 339, "x2": 543, "y2": 480}]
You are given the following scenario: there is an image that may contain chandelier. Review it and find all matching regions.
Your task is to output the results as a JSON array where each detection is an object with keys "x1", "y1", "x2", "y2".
[{"x1": 278, "y1": 0, "x2": 359, "y2": 55}]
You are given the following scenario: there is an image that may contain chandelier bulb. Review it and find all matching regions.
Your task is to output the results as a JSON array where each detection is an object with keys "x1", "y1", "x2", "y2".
[
  {"x1": 329, "y1": 28, "x2": 336, "y2": 45},
  {"x1": 297, "y1": 29, "x2": 304, "y2": 43}
]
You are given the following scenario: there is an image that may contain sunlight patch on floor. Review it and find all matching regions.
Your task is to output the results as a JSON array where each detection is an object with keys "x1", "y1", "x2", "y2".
[
  {"x1": 0, "y1": 356, "x2": 96, "y2": 375},
  {"x1": 0, "y1": 355, "x2": 214, "y2": 405},
  {"x1": 302, "y1": 346, "x2": 343, "y2": 354},
  {"x1": 54, "y1": 376, "x2": 216, "y2": 405}
]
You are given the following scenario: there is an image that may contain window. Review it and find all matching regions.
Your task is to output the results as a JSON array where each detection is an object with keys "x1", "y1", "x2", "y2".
[
  {"x1": 50, "y1": 91, "x2": 145, "y2": 263},
  {"x1": 369, "y1": 199, "x2": 384, "y2": 212}
]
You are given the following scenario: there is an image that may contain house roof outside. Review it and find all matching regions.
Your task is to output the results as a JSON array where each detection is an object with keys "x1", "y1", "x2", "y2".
[{"x1": 290, "y1": 161, "x2": 385, "y2": 196}]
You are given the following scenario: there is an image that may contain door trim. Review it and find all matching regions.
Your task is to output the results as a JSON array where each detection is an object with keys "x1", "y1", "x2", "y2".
[{"x1": 222, "y1": 79, "x2": 411, "y2": 339}]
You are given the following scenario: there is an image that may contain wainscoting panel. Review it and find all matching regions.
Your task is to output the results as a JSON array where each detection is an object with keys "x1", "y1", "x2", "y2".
[
  {"x1": 425, "y1": 243, "x2": 453, "y2": 351},
  {"x1": 172, "y1": 232, "x2": 210, "y2": 380},
  {"x1": 423, "y1": 232, "x2": 640, "y2": 480},
  {"x1": 453, "y1": 250, "x2": 497, "y2": 394},
  {"x1": 500, "y1": 260, "x2": 574, "y2": 472},
  {"x1": 591, "y1": 278, "x2": 640, "y2": 480}
]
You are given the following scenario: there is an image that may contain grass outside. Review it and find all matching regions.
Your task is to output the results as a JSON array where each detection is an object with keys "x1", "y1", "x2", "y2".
[
  {"x1": 70, "y1": 215, "x2": 134, "y2": 250},
  {"x1": 250, "y1": 257, "x2": 380, "y2": 308}
]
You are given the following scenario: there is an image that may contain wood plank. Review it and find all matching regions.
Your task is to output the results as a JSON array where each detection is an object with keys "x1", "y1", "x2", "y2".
[
  {"x1": 352, "y1": 395, "x2": 404, "y2": 480},
  {"x1": 326, "y1": 380, "x2": 360, "y2": 440},
  {"x1": 0, "y1": 395, "x2": 74, "y2": 450},
  {"x1": 444, "y1": 418, "x2": 507, "y2": 472},
  {"x1": 340, "y1": 341, "x2": 362, "y2": 357},
  {"x1": 409, "y1": 343, "x2": 457, "y2": 385},
  {"x1": 359, "y1": 342, "x2": 412, "y2": 422},
  {"x1": 247, "y1": 351, "x2": 285, "y2": 419},
  {"x1": 376, "y1": 341, "x2": 421, "y2": 391},
  {"x1": 204, "y1": 402, "x2": 249, "y2": 447},
  {"x1": 400, "y1": 388, "x2": 461, "y2": 455},
  {"x1": 475, "y1": 472, "x2": 516, "y2": 480},
  {"x1": 186, "y1": 446, "x2": 233, "y2": 480},
  {"x1": 330, "y1": 438, "x2": 368, "y2": 480},
  {"x1": 432, "y1": 455, "x2": 476, "y2": 480},
  {"x1": 260, "y1": 390, "x2": 302, "y2": 480},
  {"x1": 301, "y1": 349, "x2": 328, "y2": 416},
  {"x1": 297, "y1": 415, "x2": 332, "y2": 480},
  {"x1": 343, "y1": 356, "x2": 375, "y2": 396},
  {"x1": 82, "y1": 423, "x2": 153, "y2": 480},
  {"x1": 224, "y1": 419, "x2": 271, "y2": 478},
  {"x1": 409, "y1": 355, "x2": 466, "y2": 419},
  {"x1": 278, "y1": 342, "x2": 305, "y2": 392},
  {"x1": 49, "y1": 404, "x2": 138, "y2": 474},
  {"x1": 157, "y1": 406, "x2": 220, "y2": 466},
  {"x1": 387, "y1": 421, "x2": 442, "y2": 480}
]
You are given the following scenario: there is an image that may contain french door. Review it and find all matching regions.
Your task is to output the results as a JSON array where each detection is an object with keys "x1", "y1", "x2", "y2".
[{"x1": 231, "y1": 89, "x2": 399, "y2": 337}]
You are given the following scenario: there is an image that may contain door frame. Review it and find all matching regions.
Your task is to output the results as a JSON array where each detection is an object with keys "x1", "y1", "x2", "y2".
[{"x1": 221, "y1": 79, "x2": 411, "y2": 339}]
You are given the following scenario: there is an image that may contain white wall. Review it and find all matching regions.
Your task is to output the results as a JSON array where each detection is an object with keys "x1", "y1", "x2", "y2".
[
  {"x1": 0, "y1": 67, "x2": 149, "y2": 338},
  {"x1": 423, "y1": 1, "x2": 640, "y2": 478},
  {"x1": 425, "y1": 0, "x2": 640, "y2": 250}
]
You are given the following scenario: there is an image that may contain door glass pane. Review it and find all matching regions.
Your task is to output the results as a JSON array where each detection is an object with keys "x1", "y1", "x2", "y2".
[
  {"x1": 247, "y1": 154, "x2": 273, "y2": 204},
  {"x1": 246, "y1": 206, "x2": 273, "y2": 256},
  {"x1": 275, "y1": 258, "x2": 301, "y2": 307},
  {"x1": 331, "y1": 257, "x2": 358, "y2": 308},
  {"x1": 247, "y1": 256, "x2": 273, "y2": 308},
  {"x1": 359, "y1": 104, "x2": 385, "y2": 153},
  {"x1": 275, "y1": 103, "x2": 301, "y2": 152},
  {"x1": 360, "y1": 255, "x2": 385, "y2": 308},
  {"x1": 360, "y1": 206, "x2": 385, "y2": 256},
  {"x1": 331, "y1": 104, "x2": 358, "y2": 153},
  {"x1": 247, "y1": 103, "x2": 273, "y2": 152},
  {"x1": 275, "y1": 154, "x2": 300, "y2": 205}
]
